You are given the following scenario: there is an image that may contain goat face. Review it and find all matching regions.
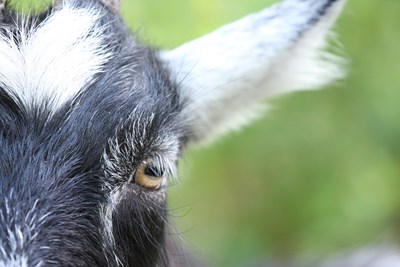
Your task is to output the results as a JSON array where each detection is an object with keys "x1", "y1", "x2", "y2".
[{"x1": 0, "y1": 0, "x2": 346, "y2": 266}]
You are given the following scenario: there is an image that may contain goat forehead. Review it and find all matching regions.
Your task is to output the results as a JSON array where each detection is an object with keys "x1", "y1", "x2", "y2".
[
  {"x1": 0, "y1": 0, "x2": 183, "y2": 146},
  {"x1": 0, "y1": 1, "x2": 182, "y2": 130}
]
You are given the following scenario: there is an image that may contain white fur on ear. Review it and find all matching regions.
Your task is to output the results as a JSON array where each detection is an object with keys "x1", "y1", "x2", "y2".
[
  {"x1": 53, "y1": 0, "x2": 120, "y2": 13},
  {"x1": 161, "y1": 0, "x2": 347, "y2": 144}
]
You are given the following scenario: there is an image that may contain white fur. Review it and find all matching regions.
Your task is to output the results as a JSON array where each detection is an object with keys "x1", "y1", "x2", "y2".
[
  {"x1": 102, "y1": 113, "x2": 180, "y2": 189},
  {"x1": 161, "y1": 0, "x2": 347, "y2": 144},
  {"x1": 0, "y1": 2, "x2": 111, "y2": 111},
  {"x1": 0, "y1": 194, "x2": 48, "y2": 267},
  {"x1": 0, "y1": 227, "x2": 28, "y2": 267},
  {"x1": 0, "y1": 257, "x2": 29, "y2": 267},
  {"x1": 100, "y1": 190, "x2": 123, "y2": 266}
]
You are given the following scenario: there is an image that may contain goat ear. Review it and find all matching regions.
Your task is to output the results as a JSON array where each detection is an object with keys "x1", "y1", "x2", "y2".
[{"x1": 160, "y1": 0, "x2": 347, "y2": 145}]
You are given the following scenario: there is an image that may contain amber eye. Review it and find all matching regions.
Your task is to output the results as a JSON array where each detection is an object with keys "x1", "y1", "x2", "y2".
[{"x1": 134, "y1": 163, "x2": 165, "y2": 190}]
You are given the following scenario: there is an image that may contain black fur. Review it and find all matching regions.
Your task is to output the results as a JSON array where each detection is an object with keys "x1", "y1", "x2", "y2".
[{"x1": 0, "y1": 1, "x2": 188, "y2": 266}]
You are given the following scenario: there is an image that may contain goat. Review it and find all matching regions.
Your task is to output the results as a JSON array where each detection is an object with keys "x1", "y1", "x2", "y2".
[{"x1": 0, "y1": 0, "x2": 351, "y2": 266}]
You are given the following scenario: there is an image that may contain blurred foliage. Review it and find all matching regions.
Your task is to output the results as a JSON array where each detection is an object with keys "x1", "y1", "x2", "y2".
[
  {"x1": 121, "y1": 1, "x2": 400, "y2": 266},
  {"x1": 14, "y1": 0, "x2": 400, "y2": 266},
  {"x1": 9, "y1": 0, "x2": 53, "y2": 13}
]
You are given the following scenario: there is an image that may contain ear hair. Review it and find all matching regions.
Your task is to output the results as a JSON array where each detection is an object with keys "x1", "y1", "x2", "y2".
[{"x1": 53, "y1": 0, "x2": 120, "y2": 13}]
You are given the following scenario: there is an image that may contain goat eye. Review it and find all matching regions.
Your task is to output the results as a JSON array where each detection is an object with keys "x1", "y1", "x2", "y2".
[{"x1": 134, "y1": 163, "x2": 164, "y2": 190}]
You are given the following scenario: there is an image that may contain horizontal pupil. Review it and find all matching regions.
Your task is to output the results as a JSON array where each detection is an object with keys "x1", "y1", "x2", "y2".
[{"x1": 144, "y1": 166, "x2": 163, "y2": 178}]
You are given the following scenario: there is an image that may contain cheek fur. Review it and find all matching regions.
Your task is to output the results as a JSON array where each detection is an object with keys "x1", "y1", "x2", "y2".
[{"x1": 110, "y1": 185, "x2": 168, "y2": 266}]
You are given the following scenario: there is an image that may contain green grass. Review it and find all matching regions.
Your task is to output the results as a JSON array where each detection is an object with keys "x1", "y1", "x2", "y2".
[{"x1": 13, "y1": 0, "x2": 400, "y2": 266}]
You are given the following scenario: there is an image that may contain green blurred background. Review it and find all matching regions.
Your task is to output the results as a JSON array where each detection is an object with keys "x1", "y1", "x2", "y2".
[
  {"x1": 17, "y1": 0, "x2": 400, "y2": 265},
  {"x1": 120, "y1": 1, "x2": 400, "y2": 266}
]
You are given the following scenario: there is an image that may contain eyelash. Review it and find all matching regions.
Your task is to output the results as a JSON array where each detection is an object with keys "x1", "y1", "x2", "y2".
[{"x1": 134, "y1": 163, "x2": 165, "y2": 190}]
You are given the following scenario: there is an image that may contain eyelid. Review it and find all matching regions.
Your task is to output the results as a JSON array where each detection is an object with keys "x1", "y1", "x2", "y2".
[{"x1": 144, "y1": 165, "x2": 164, "y2": 178}]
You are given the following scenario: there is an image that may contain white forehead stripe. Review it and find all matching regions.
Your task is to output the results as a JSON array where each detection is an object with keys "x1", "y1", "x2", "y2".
[{"x1": 0, "y1": 3, "x2": 111, "y2": 110}]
